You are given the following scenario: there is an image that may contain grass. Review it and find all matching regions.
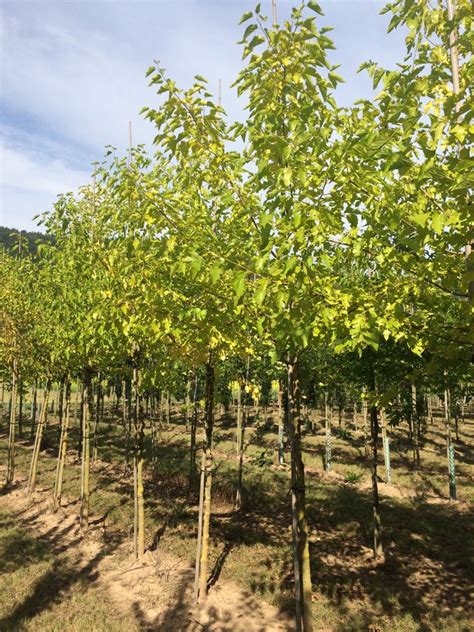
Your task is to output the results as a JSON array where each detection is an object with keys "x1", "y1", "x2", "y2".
[
  {"x1": 0, "y1": 403, "x2": 473, "y2": 631},
  {"x1": 0, "y1": 507, "x2": 138, "y2": 631}
]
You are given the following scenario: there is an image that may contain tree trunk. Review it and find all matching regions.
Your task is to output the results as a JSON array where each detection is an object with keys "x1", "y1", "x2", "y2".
[
  {"x1": 31, "y1": 379, "x2": 38, "y2": 440},
  {"x1": 80, "y1": 369, "x2": 92, "y2": 529},
  {"x1": 444, "y1": 387, "x2": 457, "y2": 501},
  {"x1": 235, "y1": 360, "x2": 250, "y2": 509},
  {"x1": 362, "y1": 390, "x2": 369, "y2": 458},
  {"x1": 427, "y1": 393, "x2": 433, "y2": 425},
  {"x1": 368, "y1": 359, "x2": 383, "y2": 558},
  {"x1": 411, "y1": 383, "x2": 420, "y2": 468},
  {"x1": 0, "y1": 379, "x2": 4, "y2": 432},
  {"x1": 194, "y1": 451, "x2": 206, "y2": 602},
  {"x1": 277, "y1": 379, "x2": 285, "y2": 465},
  {"x1": 166, "y1": 390, "x2": 171, "y2": 428},
  {"x1": 53, "y1": 378, "x2": 71, "y2": 509},
  {"x1": 28, "y1": 380, "x2": 52, "y2": 494},
  {"x1": 288, "y1": 358, "x2": 313, "y2": 632},
  {"x1": 185, "y1": 377, "x2": 191, "y2": 432},
  {"x1": 380, "y1": 408, "x2": 391, "y2": 485},
  {"x1": 133, "y1": 363, "x2": 145, "y2": 558},
  {"x1": 92, "y1": 373, "x2": 102, "y2": 462},
  {"x1": 195, "y1": 358, "x2": 215, "y2": 603},
  {"x1": 18, "y1": 379, "x2": 23, "y2": 439},
  {"x1": 188, "y1": 371, "x2": 199, "y2": 493},
  {"x1": 324, "y1": 391, "x2": 332, "y2": 472},
  {"x1": 6, "y1": 359, "x2": 18, "y2": 486}
]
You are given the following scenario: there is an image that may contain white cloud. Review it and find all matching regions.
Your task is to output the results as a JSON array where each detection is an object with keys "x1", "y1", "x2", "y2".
[
  {"x1": 0, "y1": 132, "x2": 91, "y2": 230},
  {"x1": 0, "y1": 0, "x2": 406, "y2": 231},
  {"x1": 1, "y1": 144, "x2": 90, "y2": 195}
]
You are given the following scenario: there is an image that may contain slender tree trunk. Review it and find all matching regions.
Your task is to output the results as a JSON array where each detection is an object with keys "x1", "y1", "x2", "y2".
[
  {"x1": 57, "y1": 377, "x2": 65, "y2": 442},
  {"x1": 28, "y1": 380, "x2": 52, "y2": 494},
  {"x1": 188, "y1": 371, "x2": 199, "y2": 492},
  {"x1": 18, "y1": 379, "x2": 23, "y2": 439},
  {"x1": 74, "y1": 381, "x2": 79, "y2": 427},
  {"x1": 132, "y1": 363, "x2": 145, "y2": 558},
  {"x1": 411, "y1": 383, "x2": 420, "y2": 468},
  {"x1": 31, "y1": 379, "x2": 38, "y2": 441},
  {"x1": 368, "y1": 358, "x2": 383, "y2": 558},
  {"x1": 194, "y1": 451, "x2": 206, "y2": 602},
  {"x1": 0, "y1": 379, "x2": 4, "y2": 432},
  {"x1": 122, "y1": 378, "x2": 127, "y2": 429},
  {"x1": 195, "y1": 358, "x2": 215, "y2": 603},
  {"x1": 277, "y1": 379, "x2": 285, "y2": 464},
  {"x1": 427, "y1": 393, "x2": 433, "y2": 425},
  {"x1": 53, "y1": 378, "x2": 71, "y2": 509},
  {"x1": 235, "y1": 359, "x2": 250, "y2": 509},
  {"x1": 324, "y1": 391, "x2": 332, "y2": 472},
  {"x1": 6, "y1": 359, "x2": 18, "y2": 486},
  {"x1": 380, "y1": 408, "x2": 391, "y2": 485},
  {"x1": 92, "y1": 373, "x2": 102, "y2": 462},
  {"x1": 80, "y1": 369, "x2": 92, "y2": 529},
  {"x1": 288, "y1": 358, "x2": 312, "y2": 632},
  {"x1": 362, "y1": 390, "x2": 369, "y2": 458},
  {"x1": 77, "y1": 381, "x2": 84, "y2": 458},
  {"x1": 185, "y1": 377, "x2": 191, "y2": 431},
  {"x1": 444, "y1": 387, "x2": 457, "y2": 501},
  {"x1": 235, "y1": 382, "x2": 242, "y2": 457}
]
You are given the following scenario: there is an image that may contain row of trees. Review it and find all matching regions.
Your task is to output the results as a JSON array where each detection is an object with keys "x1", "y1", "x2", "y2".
[{"x1": 1, "y1": 1, "x2": 472, "y2": 630}]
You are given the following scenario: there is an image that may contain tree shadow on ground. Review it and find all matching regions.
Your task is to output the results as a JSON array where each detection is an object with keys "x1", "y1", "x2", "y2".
[{"x1": 0, "y1": 498, "x2": 125, "y2": 630}]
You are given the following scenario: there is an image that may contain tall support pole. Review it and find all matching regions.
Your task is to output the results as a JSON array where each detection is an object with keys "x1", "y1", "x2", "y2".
[
  {"x1": 446, "y1": 0, "x2": 473, "y2": 302},
  {"x1": 272, "y1": 0, "x2": 278, "y2": 26}
]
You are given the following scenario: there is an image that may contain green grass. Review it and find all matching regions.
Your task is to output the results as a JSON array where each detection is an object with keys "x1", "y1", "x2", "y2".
[
  {"x1": 0, "y1": 507, "x2": 138, "y2": 631},
  {"x1": 0, "y1": 406, "x2": 473, "y2": 631}
]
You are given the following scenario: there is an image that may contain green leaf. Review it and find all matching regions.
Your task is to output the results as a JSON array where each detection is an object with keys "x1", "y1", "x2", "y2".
[
  {"x1": 412, "y1": 212, "x2": 429, "y2": 228},
  {"x1": 307, "y1": 1, "x2": 324, "y2": 16},
  {"x1": 239, "y1": 11, "x2": 252, "y2": 24},
  {"x1": 248, "y1": 35, "x2": 265, "y2": 51},
  {"x1": 328, "y1": 71, "x2": 344, "y2": 86},
  {"x1": 233, "y1": 271, "x2": 247, "y2": 302},
  {"x1": 432, "y1": 212, "x2": 444, "y2": 233},
  {"x1": 283, "y1": 167, "x2": 292, "y2": 186},
  {"x1": 243, "y1": 23, "x2": 258, "y2": 40}
]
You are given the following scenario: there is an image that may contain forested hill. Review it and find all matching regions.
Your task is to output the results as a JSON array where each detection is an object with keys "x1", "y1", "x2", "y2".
[{"x1": 0, "y1": 226, "x2": 54, "y2": 256}]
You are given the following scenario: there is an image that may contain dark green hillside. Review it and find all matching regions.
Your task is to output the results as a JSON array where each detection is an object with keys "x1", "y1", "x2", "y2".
[{"x1": 0, "y1": 226, "x2": 54, "y2": 256}]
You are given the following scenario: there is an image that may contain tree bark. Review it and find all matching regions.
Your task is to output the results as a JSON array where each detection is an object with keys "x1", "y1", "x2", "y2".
[
  {"x1": 235, "y1": 359, "x2": 250, "y2": 509},
  {"x1": 31, "y1": 379, "x2": 38, "y2": 441},
  {"x1": 195, "y1": 357, "x2": 215, "y2": 603},
  {"x1": 277, "y1": 379, "x2": 286, "y2": 464},
  {"x1": 368, "y1": 358, "x2": 383, "y2": 558},
  {"x1": 188, "y1": 371, "x2": 199, "y2": 493},
  {"x1": 132, "y1": 362, "x2": 145, "y2": 558},
  {"x1": 18, "y1": 378, "x2": 23, "y2": 439},
  {"x1": 6, "y1": 358, "x2": 18, "y2": 486},
  {"x1": 444, "y1": 387, "x2": 457, "y2": 501},
  {"x1": 53, "y1": 378, "x2": 71, "y2": 509},
  {"x1": 411, "y1": 383, "x2": 420, "y2": 468},
  {"x1": 324, "y1": 391, "x2": 332, "y2": 472},
  {"x1": 380, "y1": 408, "x2": 391, "y2": 485},
  {"x1": 28, "y1": 380, "x2": 52, "y2": 494},
  {"x1": 80, "y1": 369, "x2": 92, "y2": 529},
  {"x1": 288, "y1": 358, "x2": 313, "y2": 632}
]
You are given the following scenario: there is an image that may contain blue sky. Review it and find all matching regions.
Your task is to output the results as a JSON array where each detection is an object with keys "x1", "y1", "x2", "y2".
[{"x1": 0, "y1": 0, "x2": 405, "y2": 232}]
